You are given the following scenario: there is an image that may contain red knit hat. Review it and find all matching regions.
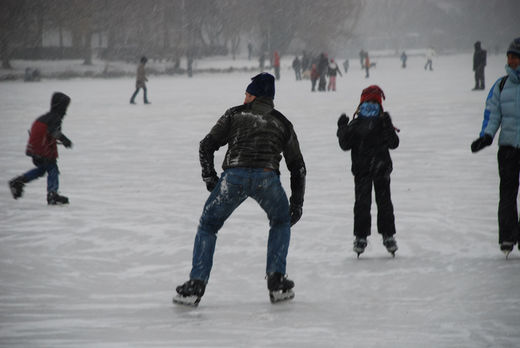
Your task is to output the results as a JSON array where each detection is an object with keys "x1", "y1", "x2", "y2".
[{"x1": 360, "y1": 85, "x2": 385, "y2": 107}]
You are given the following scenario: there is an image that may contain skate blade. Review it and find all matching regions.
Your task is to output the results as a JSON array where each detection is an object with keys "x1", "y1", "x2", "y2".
[
  {"x1": 172, "y1": 294, "x2": 201, "y2": 306},
  {"x1": 269, "y1": 289, "x2": 295, "y2": 303},
  {"x1": 502, "y1": 250, "x2": 512, "y2": 259}
]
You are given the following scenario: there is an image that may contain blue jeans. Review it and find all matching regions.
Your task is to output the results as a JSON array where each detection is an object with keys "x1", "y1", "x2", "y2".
[
  {"x1": 23, "y1": 160, "x2": 59, "y2": 193},
  {"x1": 190, "y1": 168, "x2": 291, "y2": 283}
]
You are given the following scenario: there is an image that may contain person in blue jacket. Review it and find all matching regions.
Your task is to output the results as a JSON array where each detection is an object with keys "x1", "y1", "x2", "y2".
[{"x1": 471, "y1": 37, "x2": 520, "y2": 256}]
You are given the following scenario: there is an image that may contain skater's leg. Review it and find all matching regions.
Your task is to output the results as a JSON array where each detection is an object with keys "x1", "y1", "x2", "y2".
[
  {"x1": 374, "y1": 174, "x2": 396, "y2": 237},
  {"x1": 251, "y1": 170, "x2": 290, "y2": 275},
  {"x1": 45, "y1": 162, "x2": 59, "y2": 193},
  {"x1": 189, "y1": 169, "x2": 248, "y2": 282},
  {"x1": 22, "y1": 166, "x2": 46, "y2": 183},
  {"x1": 354, "y1": 175, "x2": 372, "y2": 238},
  {"x1": 143, "y1": 85, "x2": 149, "y2": 103},
  {"x1": 130, "y1": 87, "x2": 140, "y2": 103},
  {"x1": 497, "y1": 147, "x2": 520, "y2": 244}
]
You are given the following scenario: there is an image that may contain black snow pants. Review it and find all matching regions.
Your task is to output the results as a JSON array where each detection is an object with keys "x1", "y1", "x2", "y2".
[
  {"x1": 475, "y1": 66, "x2": 485, "y2": 89},
  {"x1": 497, "y1": 146, "x2": 520, "y2": 244},
  {"x1": 353, "y1": 174, "x2": 396, "y2": 238}
]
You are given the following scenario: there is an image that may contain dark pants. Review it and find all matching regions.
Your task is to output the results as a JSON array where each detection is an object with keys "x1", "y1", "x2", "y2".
[
  {"x1": 190, "y1": 168, "x2": 291, "y2": 283},
  {"x1": 22, "y1": 158, "x2": 59, "y2": 193},
  {"x1": 353, "y1": 174, "x2": 396, "y2": 238},
  {"x1": 130, "y1": 85, "x2": 148, "y2": 103},
  {"x1": 497, "y1": 146, "x2": 520, "y2": 244},
  {"x1": 274, "y1": 66, "x2": 280, "y2": 80},
  {"x1": 424, "y1": 59, "x2": 433, "y2": 71},
  {"x1": 474, "y1": 67, "x2": 485, "y2": 89}
]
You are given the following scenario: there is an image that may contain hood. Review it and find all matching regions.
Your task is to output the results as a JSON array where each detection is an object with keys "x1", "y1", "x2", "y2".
[
  {"x1": 50, "y1": 92, "x2": 71, "y2": 116},
  {"x1": 505, "y1": 65, "x2": 520, "y2": 84}
]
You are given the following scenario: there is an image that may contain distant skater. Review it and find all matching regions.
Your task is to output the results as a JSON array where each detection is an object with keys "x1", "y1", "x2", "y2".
[{"x1": 130, "y1": 56, "x2": 150, "y2": 104}]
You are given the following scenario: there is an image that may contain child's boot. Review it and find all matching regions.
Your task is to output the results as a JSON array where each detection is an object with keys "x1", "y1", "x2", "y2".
[
  {"x1": 8, "y1": 176, "x2": 26, "y2": 199},
  {"x1": 47, "y1": 191, "x2": 69, "y2": 205}
]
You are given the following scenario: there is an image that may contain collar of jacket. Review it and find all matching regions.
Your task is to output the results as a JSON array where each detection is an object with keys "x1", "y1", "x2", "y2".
[
  {"x1": 250, "y1": 97, "x2": 274, "y2": 114},
  {"x1": 506, "y1": 64, "x2": 520, "y2": 83}
]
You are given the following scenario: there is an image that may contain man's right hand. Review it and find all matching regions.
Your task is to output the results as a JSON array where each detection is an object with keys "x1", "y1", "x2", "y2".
[
  {"x1": 203, "y1": 175, "x2": 219, "y2": 192},
  {"x1": 471, "y1": 134, "x2": 492, "y2": 153}
]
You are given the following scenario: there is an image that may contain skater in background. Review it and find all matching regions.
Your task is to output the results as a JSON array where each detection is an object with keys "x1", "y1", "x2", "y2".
[
  {"x1": 317, "y1": 52, "x2": 328, "y2": 91},
  {"x1": 174, "y1": 72, "x2": 306, "y2": 305},
  {"x1": 327, "y1": 58, "x2": 342, "y2": 91},
  {"x1": 248, "y1": 41, "x2": 253, "y2": 60},
  {"x1": 259, "y1": 52, "x2": 266, "y2": 71},
  {"x1": 310, "y1": 63, "x2": 319, "y2": 92},
  {"x1": 471, "y1": 37, "x2": 520, "y2": 257},
  {"x1": 273, "y1": 51, "x2": 281, "y2": 80},
  {"x1": 473, "y1": 41, "x2": 487, "y2": 90},
  {"x1": 343, "y1": 59, "x2": 349, "y2": 74},
  {"x1": 364, "y1": 51, "x2": 371, "y2": 78},
  {"x1": 359, "y1": 49, "x2": 365, "y2": 69},
  {"x1": 400, "y1": 51, "x2": 407, "y2": 68},
  {"x1": 130, "y1": 56, "x2": 150, "y2": 104},
  {"x1": 336, "y1": 85, "x2": 399, "y2": 257},
  {"x1": 424, "y1": 47, "x2": 435, "y2": 71},
  {"x1": 292, "y1": 56, "x2": 302, "y2": 81},
  {"x1": 9, "y1": 92, "x2": 73, "y2": 205}
]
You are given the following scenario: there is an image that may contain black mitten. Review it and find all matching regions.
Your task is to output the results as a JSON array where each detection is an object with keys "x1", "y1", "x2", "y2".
[
  {"x1": 59, "y1": 134, "x2": 73, "y2": 148},
  {"x1": 203, "y1": 175, "x2": 219, "y2": 192},
  {"x1": 471, "y1": 134, "x2": 492, "y2": 153},
  {"x1": 290, "y1": 204, "x2": 302, "y2": 226},
  {"x1": 337, "y1": 113, "x2": 349, "y2": 127}
]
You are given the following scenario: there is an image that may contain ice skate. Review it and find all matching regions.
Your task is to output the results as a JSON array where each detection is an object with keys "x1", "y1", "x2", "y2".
[
  {"x1": 500, "y1": 242, "x2": 514, "y2": 259},
  {"x1": 383, "y1": 236, "x2": 398, "y2": 257},
  {"x1": 173, "y1": 279, "x2": 206, "y2": 306},
  {"x1": 47, "y1": 191, "x2": 69, "y2": 205},
  {"x1": 8, "y1": 176, "x2": 25, "y2": 199},
  {"x1": 353, "y1": 237, "x2": 367, "y2": 258},
  {"x1": 267, "y1": 272, "x2": 295, "y2": 303}
]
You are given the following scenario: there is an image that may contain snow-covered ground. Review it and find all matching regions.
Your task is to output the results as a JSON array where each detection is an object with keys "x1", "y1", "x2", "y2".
[{"x1": 1, "y1": 53, "x2": 519, "y2": 347}]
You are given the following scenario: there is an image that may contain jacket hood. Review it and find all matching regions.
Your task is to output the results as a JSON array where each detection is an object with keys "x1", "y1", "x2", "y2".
[
  {"x1": 50, "y1": 92, "x2": 71, "y2": 116},
  {"x1": 505, "y1": 65, "x2": 520, "y2": 83}
]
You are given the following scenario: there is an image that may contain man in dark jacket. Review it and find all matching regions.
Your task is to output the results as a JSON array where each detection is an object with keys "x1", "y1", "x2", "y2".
[
  {"x1": 473, "y1": 41, "x2": 487, "y2": 90},
  {"x1": 337, "y1": 85, "x2": 399, "y2": 257},
  {"x1": 9, "y1": 92, "x2": 73, "y2": 205},
  {"x1": 174, "y1": 73, "x2": 306, "y2": 306}
]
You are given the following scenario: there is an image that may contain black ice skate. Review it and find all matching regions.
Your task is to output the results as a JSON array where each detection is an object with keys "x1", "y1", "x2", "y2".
[
  {"x1": 173, "y1": 279, "x2": 206, "y2": 306},
  {"x1": 353, "y1": 237, "x2": 367, "y2": 258},
  {"x1": 383, "y1": 236, "x2": 398, "y2": 257},
  {"x1": 267, "y1": 272, "x2": 295, "y2": 303},
  {"x1": 47, "y1": 191, "x2": 69, "y2": 205},
  {"x1": 8, "y1": 177, "x2": 25, "y2": 199},
  {"x1": 500, "y1": 241, "x2": 514, "y2": 259}
]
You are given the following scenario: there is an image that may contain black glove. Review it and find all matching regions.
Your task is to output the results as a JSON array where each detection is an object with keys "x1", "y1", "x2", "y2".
[
  {"x1": 59, "y1": 134, "x2": 73, "y2": 148},
  {"x1": 290, "y1": 204, "x2": 302, "y2": 226},
  {"x1": 471, "y1": 134, "x2": 492, "y2": 153},
  {"x1": 203, "y1": 175, "x2": 219, "y2": 192},
  {"x1": 337, "y1": 113, "x2": 349, "y2": 127}
]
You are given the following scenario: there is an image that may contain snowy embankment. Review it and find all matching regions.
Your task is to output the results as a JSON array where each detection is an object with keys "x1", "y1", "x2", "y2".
[{"x1": 1, "y1": 53, "x2": 519, "y2": 347}]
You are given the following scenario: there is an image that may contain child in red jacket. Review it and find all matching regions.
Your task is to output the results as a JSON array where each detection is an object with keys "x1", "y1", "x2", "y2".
[{"x1": 9, "y1": 92, "x2": 73, "y2": 205}]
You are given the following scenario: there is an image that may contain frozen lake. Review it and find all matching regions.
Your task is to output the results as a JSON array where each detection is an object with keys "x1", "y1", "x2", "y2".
[{"x1": 1, "y1": 53, "x2": 519, "y2": 347}]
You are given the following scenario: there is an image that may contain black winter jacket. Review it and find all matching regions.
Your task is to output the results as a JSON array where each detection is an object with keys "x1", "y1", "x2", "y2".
[
  {"x1": 200, "y1": 97, "x2": 306, "y2": 206},
  {"x1": 337, "y1": 111, "x2": 399, "y2": 177}
]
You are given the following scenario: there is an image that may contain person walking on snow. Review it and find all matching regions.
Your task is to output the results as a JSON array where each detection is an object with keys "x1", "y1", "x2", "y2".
[
  {"x1": 336, "y1": 85, "x2": 400, "y2": 257},
  {"x1": 471, "y1": 37, "x2": 520, "y2": 257},
  {"x1": 327, "y1": 59, "x2": 342, "y2": 91},
  {"x1": 424, "y1": 47, "x2": 435, "y2": 71},
  {"x1": 173, "y1": 72, "x2": 306, "y2": 306},
  {"x1": 130, "y1": 56, "x2": 150, "y2": 104},
  {"x1": 473, "y1": 41, "x2": 487, "y2": 90},
  {"x1": 9, "y1": 92, "x2": 73, "y2": 205}
]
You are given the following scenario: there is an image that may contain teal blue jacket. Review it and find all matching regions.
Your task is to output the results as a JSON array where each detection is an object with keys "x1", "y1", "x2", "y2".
[{"x1": 480, "y1": 65, "x2": 520, "y2": 147}]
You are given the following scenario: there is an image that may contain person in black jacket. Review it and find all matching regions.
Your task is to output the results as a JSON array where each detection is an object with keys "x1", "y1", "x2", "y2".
[
  {"x1": 473, "y1": 41, "x2": 487, "y2": 90},
  {"x1": 174, "y1": 73, "x2": 306, "y2": 306},
  {"x1": 336, "y1": 85, "x2": 399, "y2": 257},
  {"x1": 8, "y1": 92, "x2": 72, "y2": 205}
]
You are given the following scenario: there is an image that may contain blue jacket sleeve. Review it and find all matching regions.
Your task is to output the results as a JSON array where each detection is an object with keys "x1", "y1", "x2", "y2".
[{"x1": 479, "y1": 78, "x2": 502, "y2": 137}]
